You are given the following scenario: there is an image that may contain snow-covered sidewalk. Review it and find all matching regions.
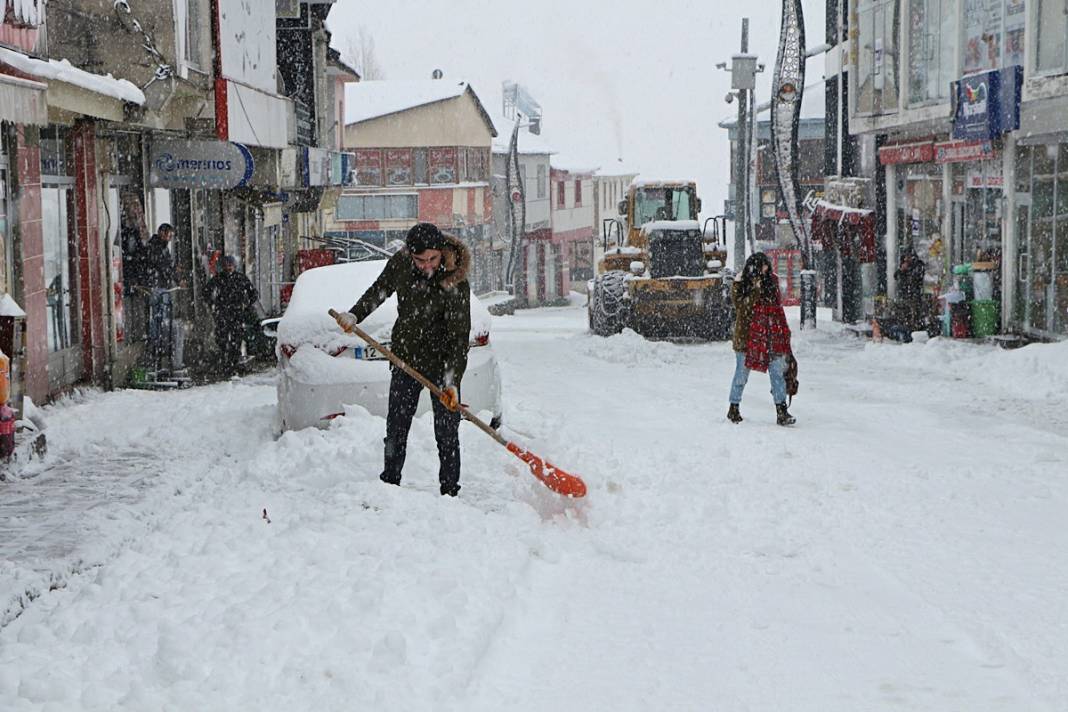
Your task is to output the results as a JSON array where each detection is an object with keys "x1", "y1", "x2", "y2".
[{"x1": 1, "y1": 304, "x2": 1066, "y2": 711}]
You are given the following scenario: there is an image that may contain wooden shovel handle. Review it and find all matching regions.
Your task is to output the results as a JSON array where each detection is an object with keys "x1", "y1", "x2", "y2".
[{"x1": 328, "y1": 309, "x2": 506, "y2": 446}]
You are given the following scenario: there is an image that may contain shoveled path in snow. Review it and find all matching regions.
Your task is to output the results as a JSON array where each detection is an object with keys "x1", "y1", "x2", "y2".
[{"x1": 1, "y1": 303, "x2": 1066, "y2": 711}]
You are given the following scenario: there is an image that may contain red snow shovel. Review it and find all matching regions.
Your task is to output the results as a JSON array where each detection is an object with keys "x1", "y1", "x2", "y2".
[{"x1": 328, "y1": 309, "x2": 587, "y2": 498}]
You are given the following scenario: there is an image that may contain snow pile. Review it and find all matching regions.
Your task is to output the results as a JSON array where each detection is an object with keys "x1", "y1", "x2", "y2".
[
  {"x1": 860, "y1": 337, "x2": 1068, "y2": 401},
  {"x1": 0, "y1": 47, "x2": 145, "y2": 105}
]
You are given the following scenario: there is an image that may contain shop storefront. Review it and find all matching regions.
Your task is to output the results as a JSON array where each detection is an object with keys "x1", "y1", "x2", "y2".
[
  {"x1": 39, "y1": 126, "x2": 82, "y2": 389},
  {"x1": 1012, "y1": 141, "x2": 1068, "y2": 337}
]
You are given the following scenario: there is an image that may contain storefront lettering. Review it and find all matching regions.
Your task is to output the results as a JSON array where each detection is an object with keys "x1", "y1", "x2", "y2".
[
  {"x1": 878, "y1": 143, "x2": 936, "y2": 165},
  {"x1": 154, "y1": 154, "x2": 234, "y2": 173},
  {"x1": 935, "y1": 140, "x2": 995, "y2": 164}
]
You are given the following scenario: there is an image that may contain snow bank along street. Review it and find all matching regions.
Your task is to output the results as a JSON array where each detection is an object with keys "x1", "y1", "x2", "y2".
[{"x1": 2, "y1": 302, "x2": 1067, "y2": 711}]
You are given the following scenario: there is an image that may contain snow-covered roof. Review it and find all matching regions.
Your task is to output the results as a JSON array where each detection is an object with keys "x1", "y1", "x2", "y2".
[
  {"x1": 491, "y1": 129, "x2": 556, "y2": 156},
  {"x1": 551, "y1": 160, "x2": 598, "y2": 175},
  {"x1": 345, "y1": 80, "x2": 496, "y2": 137},
  {"x1": 0, "y1": 47, "x2": 145, "y2": 105}
]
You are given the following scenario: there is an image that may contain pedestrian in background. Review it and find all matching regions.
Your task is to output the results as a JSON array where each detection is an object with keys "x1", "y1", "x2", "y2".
[
  {"x1": 727, "y1": 252, "x2": 796, "y2": 426},
  {"x1": 205, "y1": 255, "x2": 258, "y2": 376}
]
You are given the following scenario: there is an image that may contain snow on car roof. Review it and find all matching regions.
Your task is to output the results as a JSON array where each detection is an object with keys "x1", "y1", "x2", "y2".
[{"x1": 278, "y1": 259, "x2": 492, "y2": 352}]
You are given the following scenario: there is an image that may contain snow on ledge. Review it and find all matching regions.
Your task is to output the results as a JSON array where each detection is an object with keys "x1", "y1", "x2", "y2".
[
  {"x1": 0, "y1": 293, "x2": 26, "y2": 318},
  {"x1": 0, "y1": 47, "x2": 145, "y2": 105}
]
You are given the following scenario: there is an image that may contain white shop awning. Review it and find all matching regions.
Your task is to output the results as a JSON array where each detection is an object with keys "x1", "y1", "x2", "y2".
[{"x1": 0, "y1": 72, "x2": 48, "y2": 126}]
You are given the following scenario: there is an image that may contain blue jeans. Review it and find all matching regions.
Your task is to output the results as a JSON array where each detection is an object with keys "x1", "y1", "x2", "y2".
[{"x1": 729, "y1": 350, "x2": 787, "y2": 405}]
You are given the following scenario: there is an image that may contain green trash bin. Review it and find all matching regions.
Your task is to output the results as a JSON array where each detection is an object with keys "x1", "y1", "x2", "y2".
[{"x1": 970, "y1": 299, "x2": 999, "y2": 337}]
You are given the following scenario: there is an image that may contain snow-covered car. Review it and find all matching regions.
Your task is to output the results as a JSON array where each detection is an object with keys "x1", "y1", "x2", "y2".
[{"x1": 268, "y1": 260, "x2": 503, "y2": 432}]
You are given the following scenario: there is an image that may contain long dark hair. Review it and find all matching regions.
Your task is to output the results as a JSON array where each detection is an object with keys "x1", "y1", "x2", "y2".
[{"x1": 740, "y1": 252, "x2": 778, "y2": 302}]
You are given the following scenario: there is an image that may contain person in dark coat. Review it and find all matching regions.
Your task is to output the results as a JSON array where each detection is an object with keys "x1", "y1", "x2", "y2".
[
  {"x1": 141, "y1": 223, "x2": 179, "y2": 366},
  {"x1": 142, "y1": 223, "x2": 178, "y2": 289},
  {"x1": 727, "y1": 252, "x2": 796, "y2": 426},
  {"x1": 205, "y1": 255, "x2": 258, "y2": 375},
  {"x1": 334, "y1": 222, "x2": 471, "y2": 496},
  {"x1": 894, "y1": 247, "x2": 927, "y2": 331}
]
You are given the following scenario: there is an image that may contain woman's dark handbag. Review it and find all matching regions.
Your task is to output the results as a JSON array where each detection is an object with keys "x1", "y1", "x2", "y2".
[{"x1": 784, "y1": 353, "x2": 799, "y2": 405}]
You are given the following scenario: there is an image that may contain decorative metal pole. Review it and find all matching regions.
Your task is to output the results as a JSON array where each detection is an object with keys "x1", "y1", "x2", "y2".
[
  {"x1": 504, "y1": 116, "x2": 523, "y2": 289},
  {"x1": 770, "y1": 0, "x2": 817, "y2": 328}
]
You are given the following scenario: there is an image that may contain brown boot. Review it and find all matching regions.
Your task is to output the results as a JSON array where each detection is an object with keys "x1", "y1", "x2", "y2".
[
  {"x1": 727, "y1": 403, "x2": 743, "y2": 423},
  {"x1": 776, "y1": 403, "x2": 796, "y2": 426}
]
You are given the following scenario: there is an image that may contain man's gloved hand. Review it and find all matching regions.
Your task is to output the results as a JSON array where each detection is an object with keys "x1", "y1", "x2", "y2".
[
  {"x1": 335, "y1": 311, "x2": 359, "y2": 332},
  {"x1": 439, "y1": 386, "x2": 460, "y2": 412}
]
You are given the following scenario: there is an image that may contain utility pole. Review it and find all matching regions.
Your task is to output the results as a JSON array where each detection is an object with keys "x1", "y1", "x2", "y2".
[{"x1": 723, "y1": 19, "x2": 760, "y2": 273}]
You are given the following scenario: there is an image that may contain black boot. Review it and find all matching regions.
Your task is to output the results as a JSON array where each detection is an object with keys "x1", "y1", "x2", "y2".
[
  {"x1": 380, "y1": 472, "x2": 401, "y2": 486},
  {"x1": 727, "y1": 403, "x2": 743, "y2": 423},
  {"x1": 440, "y1": 482, "x2": 460, "y2": 497},
  {"x1": 776, "y1": 403, "x2": 796, "y2": 426}
]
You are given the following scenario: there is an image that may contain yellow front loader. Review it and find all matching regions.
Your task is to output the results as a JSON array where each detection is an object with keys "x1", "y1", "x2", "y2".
[{"x1": 589, "y1": 181, "x2": 732, "y2": 340}]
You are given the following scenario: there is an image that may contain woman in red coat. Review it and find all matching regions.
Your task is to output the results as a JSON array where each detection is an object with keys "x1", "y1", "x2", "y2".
[{"x1": 727, "y1": 252, "x2": 796, "y2": 426}]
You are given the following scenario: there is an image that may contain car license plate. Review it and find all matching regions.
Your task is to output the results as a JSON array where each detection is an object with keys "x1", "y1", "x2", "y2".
[{"x1": 353, "y1": 343, "x2": 388, "y2": 360}]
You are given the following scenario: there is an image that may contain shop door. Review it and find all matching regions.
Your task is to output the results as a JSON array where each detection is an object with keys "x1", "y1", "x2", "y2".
[
  {"x1": 1014, "y1": 195, "x2": 1031, "y2": 329},
  {"x1": 1028, "y1": 171, "x2": 1054, "y2": 333},
  {"x1": 42, "y1": 186, "x2": 83, "y2": 387},
  {"x1": 544, "y1": 244, "x2": 558, "y2": 301},
  {"x1": 525, "y1": 243, "x2": 538, "y2": 303},
  {"x1": 949, "y1": 197, "x2": 966, "y2": 267}
]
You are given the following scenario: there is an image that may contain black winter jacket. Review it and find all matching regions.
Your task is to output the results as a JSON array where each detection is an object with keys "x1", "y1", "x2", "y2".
[{"x1": 348, "y1": 236, "x2": 471, "y2": 387}]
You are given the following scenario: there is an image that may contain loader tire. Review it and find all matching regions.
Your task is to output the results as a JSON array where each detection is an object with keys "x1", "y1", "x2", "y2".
[{"x1": 590, "y1": 270, "x2": 629, "y2": 336}]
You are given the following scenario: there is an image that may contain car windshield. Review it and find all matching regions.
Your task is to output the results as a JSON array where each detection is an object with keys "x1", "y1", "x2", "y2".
[{"x1": 634, "y1": 187, "x2": 695, "y2": 226}]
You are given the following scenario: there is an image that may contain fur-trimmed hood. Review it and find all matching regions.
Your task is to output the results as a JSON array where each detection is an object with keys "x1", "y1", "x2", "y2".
[{"x1": 437, "y1": 234, "x2": 470, "y2": 290}]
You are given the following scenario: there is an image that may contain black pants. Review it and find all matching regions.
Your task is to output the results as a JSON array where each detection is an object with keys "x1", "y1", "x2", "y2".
[
  {"x1": 382, "y1": 367, "x2": 461, "y2": 494},
  {"x1": 214, "y1": 316, "x2": 244, "y2": 374}
]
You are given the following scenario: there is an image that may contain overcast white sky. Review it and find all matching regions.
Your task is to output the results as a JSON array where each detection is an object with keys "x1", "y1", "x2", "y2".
[{"x1": 326, "y1": 0, "x2": 827, "y2": 214}]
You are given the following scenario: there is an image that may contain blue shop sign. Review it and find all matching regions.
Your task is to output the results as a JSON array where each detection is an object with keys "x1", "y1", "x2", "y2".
[
  {"x1": 952, "y1": 66, "x2": 1022, "y2": 141},
  {"x1": 149, "y1": 140, "x2": 254, "y2": 189}
]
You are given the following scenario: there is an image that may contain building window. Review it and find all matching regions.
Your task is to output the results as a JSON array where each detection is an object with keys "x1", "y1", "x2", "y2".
[
  {"x1": 537, "y1": 164, "x2": 546, "y2": 198},
  {"x1": 355, "y1": 149, "x2": 383, "y2": 187},
  {"x1": 385, "y1": 149, "x2": 413, "y2": 186},
  {"x1": 855, "y1": 0, "x2": 901, "y2": 115},
  {"x1": 962, "y1": 0, "x2": 1027, "y2": 75},
  {"x1": 574, "y1": 179, "x2": 583, "y2": 207},
  {"x1": 908, "y1": 0, "x2": 957, "y2": 105},
  {"x1": 412, "y1": 148, "x2": 428, "y2": 184},
  {"x1": 465, "y1": 147, "x2": 485, "y2": 181},
  {"x1": 1036, "y1": 0, "x2": 1068, "y2": 74},
  {"x1": 336, "y1": 194, "x2": 419, "y2": 221},
  {"x1": 557, "y1": 181, "x2": 566, "y2": 208},
  {"x1": 186, "y1": 0, "x2": 204, "y2": 67},
  {"x1": 429, "y1": 147, "x2": 457, "y2": 184}
]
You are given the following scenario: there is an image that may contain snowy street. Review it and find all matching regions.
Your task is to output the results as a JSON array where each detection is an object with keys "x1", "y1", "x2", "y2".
[{"x1": 2, "y1": 300, "x2": 1067, "y2": 711}]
